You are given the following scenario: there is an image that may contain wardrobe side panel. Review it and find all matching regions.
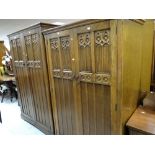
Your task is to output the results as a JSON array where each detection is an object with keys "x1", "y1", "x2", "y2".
[{"x1": 121, "y1": 20, "x2": 143, "y2": 133}]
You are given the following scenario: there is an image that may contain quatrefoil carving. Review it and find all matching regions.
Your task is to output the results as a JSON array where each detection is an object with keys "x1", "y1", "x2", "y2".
[
  {"x1": 34, "y1": 61, "x2": 41, "y2": 68},
  {"x1": 95, "y1": 30, "x2": 110, "y2": 46},
  {"x1": 50, "y1": 38, "x2": 58, "y2": 50},
  {"x1": 27, "y1": 61, "x2": 34, "y2": 67},
  {"x1": 53, "y1": 69, "x2": 61, "y2": 78},
  {"x1": 32, "y1": 34, "x2": 38, "y2": 44},
  {"x1": 78, "y1": 33, "x2": 90, "y2": 48},
  {"x1": 95, "y1": 73, "x2": 111, "y2": 85},
  {"x1": 62, "y1": 71, "x2": 74, "y2": 80},
  {"x1": 14, "y1": 61, "x2": 19, "y2": 67},
  {"x1": 61, "y1": 37, "x2": 70, "y2": 49},
  {"x1": 25, "y1": 36, "x2": 31, "y2": 46},
  {"x1": 79, "y1": 72, "x2": 93, "y2": 82}
]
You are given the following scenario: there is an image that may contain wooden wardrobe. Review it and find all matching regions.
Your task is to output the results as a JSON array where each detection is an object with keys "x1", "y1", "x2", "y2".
[
  {"x1": 8, "y1": 23, "x2": 57, "y2": 134},
  {"x1": 43, "y1": 19, "x2": 153, "y2": 135}
]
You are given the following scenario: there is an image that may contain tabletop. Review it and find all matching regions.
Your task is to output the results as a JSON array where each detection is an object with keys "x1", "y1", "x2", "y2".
[{"x1": 126, "y1": 105, "x2": 155, "y2": 134}]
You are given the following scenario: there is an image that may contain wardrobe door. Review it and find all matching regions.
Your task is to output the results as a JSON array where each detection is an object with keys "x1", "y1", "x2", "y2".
[
  {"x1": 23, "y1": 30, "x2": 54, "y2": 134},
  {"x1": 74, "y1": 21, "x2": 112, "y2": 134},
  {"x1": 47, "y1": 30, "x2": 79, "y2": 134},
  {"x1": 10, "y1": 36, "x2": 35, "y2": 121}
]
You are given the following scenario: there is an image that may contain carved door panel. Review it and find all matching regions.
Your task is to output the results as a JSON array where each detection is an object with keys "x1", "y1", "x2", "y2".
[
  {"x1": 10, "y1": 36, "x2": 35, "y2": 120},
  {"x1": 74, "y1": 21, "x2": 112, "y2": 134},
  {"x1": 48, "y1": 30, "x2": 78, "y2": 134},
  {"x1": 10, "y1": 38, "x2": 22, "y2": 106},
  {"x1": 24, "y1": 31, "x2": 54, "y2": 133}
]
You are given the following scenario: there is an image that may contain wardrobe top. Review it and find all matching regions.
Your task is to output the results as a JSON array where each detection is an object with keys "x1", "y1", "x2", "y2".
[
  {"x1": 8, "y1": 22, "x2": 57, "y2": 37},
  {"x1": 43, "y1": 19, "x2": 145, "y2": 35}
]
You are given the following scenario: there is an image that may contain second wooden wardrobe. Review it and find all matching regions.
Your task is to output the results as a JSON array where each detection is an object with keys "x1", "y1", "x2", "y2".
[{"x1": 8, "y1": 23, "x2": 57, "y2": 134}]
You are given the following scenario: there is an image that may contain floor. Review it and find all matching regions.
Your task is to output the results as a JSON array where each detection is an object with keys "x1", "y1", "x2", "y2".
[{"x1": 0, "y1": 97, "x2": 44, "y2": 135}]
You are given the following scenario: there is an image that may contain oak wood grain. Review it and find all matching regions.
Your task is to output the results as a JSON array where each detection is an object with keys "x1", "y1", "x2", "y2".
[{"x1": 126, "y1": 106, "x2": 155, "y2": 134}]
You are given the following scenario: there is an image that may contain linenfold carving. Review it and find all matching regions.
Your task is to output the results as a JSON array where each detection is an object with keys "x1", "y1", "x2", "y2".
[
  {"x1": 78, "y1": 33, "x2": 90, "y2": 48},
  {"x1": 95, "y1": 30, "x2": 110, "y2": 46}
]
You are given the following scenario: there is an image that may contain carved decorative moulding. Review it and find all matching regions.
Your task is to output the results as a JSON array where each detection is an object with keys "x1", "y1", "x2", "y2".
[
  {"x1": 20, "y1": 61, "x2": 26, "y2": 67},
  {"x1": 14, "y1": 61, "x2": 26, "y2": 68},
  {"x1": 61, "y1": 36, "x2": 70, "y2": 49},
  {"x1": 78, "y1": 33, "x2": 90, "y2": 48},
  {"x1": 62, "y1": 70, "x2": 74, "y2": 80},
  {"x1": 53, "y1": 69, "x2": 61, "y2": 78},
  {"x1": 95, "y1": 73, "x2": 111, "y2": 85},
  {"x1": 50, "y1": 38, "x2": 58, "y2": 50},
  {"x1": 27, "y1": 61, "x2": 34, "y2": 68},
  {"x1": 95, "y1": 30, "x2": 110, "y2": 46},
  {"x1": 25, "y1": 36, "x2": 31, "y2": 46},
  {"x1": 14, "y1": 61, "x2": 19, "y2": 67},
  {"x1": 79, "y1": 72, "x2": 93, "y2": 83},
  {"x1": 78, "y1": 72, "x2": 111, "y2": 85},
  {"x1": 34, "y1": 60, "x2": 41, "y2": 68},
  {"x1": 18, "y1": 61, "x2": 22, "y2": 67},
  {"x1": 32, "y1": 34, "x2": 38, "y2": 44}
]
